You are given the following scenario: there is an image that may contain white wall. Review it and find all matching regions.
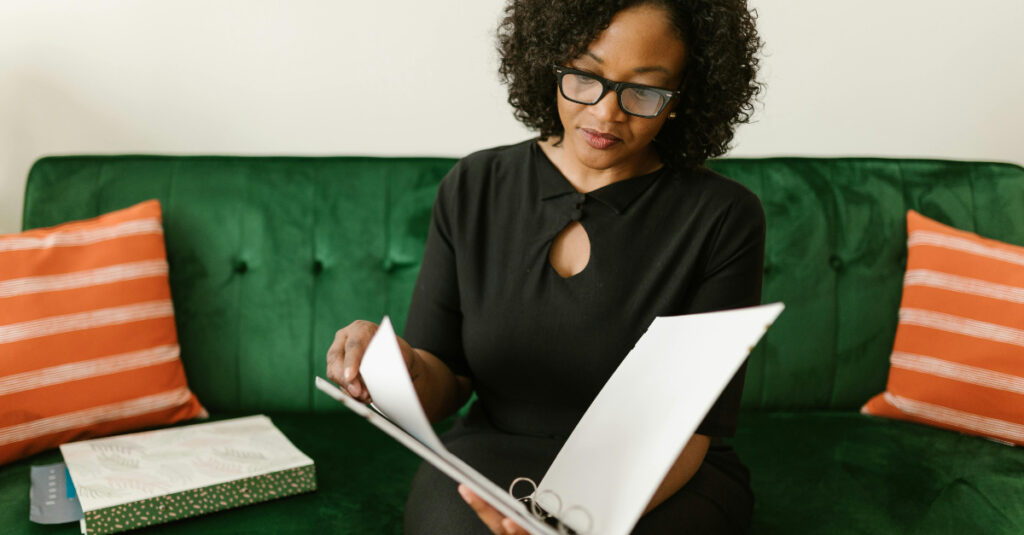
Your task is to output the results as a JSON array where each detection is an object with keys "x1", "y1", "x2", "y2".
[
  {"x1": 2, "y1": 0, "x2": 1022, "y2": 235},
  {"x1": 736, "y1": 1, "x2": 1024, "y2": 161}
]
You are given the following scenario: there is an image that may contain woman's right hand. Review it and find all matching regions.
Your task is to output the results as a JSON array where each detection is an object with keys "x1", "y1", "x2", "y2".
[{"x1": 325, "y1": 320, "x2": 421, "y2": 403}]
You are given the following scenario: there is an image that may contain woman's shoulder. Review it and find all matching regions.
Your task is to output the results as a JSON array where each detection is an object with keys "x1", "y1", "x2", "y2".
[
  {"x1": 451, "y1": 139, "x2": 536, "y2": 176},
  {"x1": 438, "y1": 138, "x2": 537, "y2": 196},
  {"x1": 670, "y1": 164, "x2": 757, "y2": 199},
  {"x1": 662, "y1": 164, "x2": 764, "y2": 221}
]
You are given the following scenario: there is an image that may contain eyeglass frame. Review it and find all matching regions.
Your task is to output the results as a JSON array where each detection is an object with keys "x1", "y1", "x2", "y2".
[{"x1": 552, "y1": 65, "x2": 682, "y2": 119}]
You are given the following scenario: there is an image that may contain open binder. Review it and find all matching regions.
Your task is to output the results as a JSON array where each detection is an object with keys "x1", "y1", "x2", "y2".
[{"x1": 315, "y1": 302, "x2": 784, "y2": 534}]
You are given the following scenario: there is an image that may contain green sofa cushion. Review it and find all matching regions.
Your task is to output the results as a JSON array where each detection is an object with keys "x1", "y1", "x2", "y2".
[
  {"x1": 4, "y1": 413, "x2": 1022, "y2": 534},
  {"x1": 734, "y1": 412, "x2": 1024, "y2": 534}
]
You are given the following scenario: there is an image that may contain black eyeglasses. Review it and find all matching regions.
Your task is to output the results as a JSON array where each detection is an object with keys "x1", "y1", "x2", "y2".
[{"x1": 552, "y1": 65, "x2": 680, "y2": 118}]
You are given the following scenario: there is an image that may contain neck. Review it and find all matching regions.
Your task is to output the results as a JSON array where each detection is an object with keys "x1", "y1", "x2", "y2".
[{"x1": 538, "y1": 138, "x2": 662, "y2": 193}]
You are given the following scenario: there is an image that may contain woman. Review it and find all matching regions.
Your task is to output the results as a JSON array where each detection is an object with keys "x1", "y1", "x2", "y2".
[{"x1": 326, "y1": 0, "x2": 764, "y2": 533}]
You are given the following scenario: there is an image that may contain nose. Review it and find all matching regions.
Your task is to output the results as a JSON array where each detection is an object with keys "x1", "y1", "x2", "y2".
[{"x1": 589, "y1": 89, "x2": 628, "y2": 123}]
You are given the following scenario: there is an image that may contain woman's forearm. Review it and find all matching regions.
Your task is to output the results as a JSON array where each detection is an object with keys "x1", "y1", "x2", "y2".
[
  {"x1": 410, "y1": 348, "x2": 474, "y2": 423},
  {"x1": 643, "y1": 433, "x2": 711, "y2": 514}
]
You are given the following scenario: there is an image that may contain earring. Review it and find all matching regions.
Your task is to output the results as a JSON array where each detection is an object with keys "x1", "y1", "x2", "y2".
[{"x1": 668, "y1": 112, "x2": 677, "y2": 119}]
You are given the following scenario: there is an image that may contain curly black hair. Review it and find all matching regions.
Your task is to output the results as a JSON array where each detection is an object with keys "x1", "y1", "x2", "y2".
[{"x1": 497, "y1": 0, "x2": 764, "y2": 170}]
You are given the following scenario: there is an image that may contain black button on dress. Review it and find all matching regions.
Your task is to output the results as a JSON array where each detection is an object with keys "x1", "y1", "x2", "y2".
[{"x1": 403, "y1": 139, "x2": 765, "y2": 534}]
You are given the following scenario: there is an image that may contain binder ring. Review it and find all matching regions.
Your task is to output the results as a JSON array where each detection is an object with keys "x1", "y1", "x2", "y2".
[
  {"x1": 558, "y1": 505, "x2": 593, "y2": 535},
  {"x1": 532, "y1": 489, "x2": 562, "y2": 519},
  {"x1": 506, "y1": 476, "x2": 591, "y2": 534},
  {"x1": 508, "y1": 477, "x2": 538, "y2": 502}
]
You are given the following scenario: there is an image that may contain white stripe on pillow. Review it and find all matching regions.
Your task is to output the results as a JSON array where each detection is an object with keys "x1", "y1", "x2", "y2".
[
  {"x1": 0, "y1": 387, "x2": 195, "y2": 446},
  {"x1": 0, "y1": 345, "x2": 181, "y2": 396},
  {"x1": 899, "y1": 308, "x2": 1024, "y2": 348},
  {"x1": 0, "y1": 300, "x2": 175, "y2": 344},
  {"x1": 0, "y1": 259, "x2": 169, "y2": 298},
  {"x1": 890, "y1": 351, "x2": 1024, "y2": 395},
  {"x1": 903, "y1": 269, "x2": 1024, "y2": 303},
  {"x1": 909, "y1": 230, "x2": 1024, "y2": 266},
  {"x1": 881, "y1": 392, "x2": 1024, "y2": 444},
  {"x1": 0, "y1": 218, "x2": 163, "y2": 252}
]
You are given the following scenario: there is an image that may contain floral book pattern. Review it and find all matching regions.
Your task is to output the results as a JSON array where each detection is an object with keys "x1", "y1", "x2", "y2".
[{"x1": 60, "y1": 415, "x2": 316, "y2": 535}]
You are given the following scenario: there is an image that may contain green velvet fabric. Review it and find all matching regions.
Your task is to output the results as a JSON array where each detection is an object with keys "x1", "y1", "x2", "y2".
[
  {"x1": 22, "y1": 156, "x2": 451, "y2": 413},
  {"x1": 6, "y1": 155, "x2": 1023, "y2": 534},
  {"x1": 3, "y1": 413, "x2": 1022, "y2": 534},
  {"x1": 0, "y1": 413, "x2": 431, "y2": 535},
  {"x1": 707, "y1": 158, "x2": 1024, "y2": 410},
  {"x1": 732, "y1": 412, "x2": 1024, "y2": 534}
]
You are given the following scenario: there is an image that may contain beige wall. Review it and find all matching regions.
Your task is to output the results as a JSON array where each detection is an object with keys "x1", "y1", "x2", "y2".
[{"x1": 2, "y1": 0, "x2": 1022, "y2": 234}]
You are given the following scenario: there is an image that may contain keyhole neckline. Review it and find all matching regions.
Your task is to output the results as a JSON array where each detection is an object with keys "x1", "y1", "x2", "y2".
[{"x1": 548, "y1": 220, "x2": 591, "y2": 279}]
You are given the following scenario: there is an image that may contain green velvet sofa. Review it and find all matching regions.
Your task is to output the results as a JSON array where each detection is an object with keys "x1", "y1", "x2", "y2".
[{"x1": 4, "y1": 154, "x2": 1024, "y2": 534}]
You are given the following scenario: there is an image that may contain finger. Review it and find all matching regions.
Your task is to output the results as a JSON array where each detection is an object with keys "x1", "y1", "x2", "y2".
[
  {"x1": 326, "y1": 330, "x2": 348, "y2": 385},
  {"x1": 395, "y1": 336, "x2": 419, "y2": 374},
  {"x1": 458, "y1": 485, "x2": 508, "y2": 534},
  {"x1": 501, "y1": 518, "x2": 528, "y2": 535},
  {"x1": 353, "y1": 378, "x2": 371, "y2": 403},
  {"x1": 341, "y1": 322, "x2": 377, "y2": 399}
]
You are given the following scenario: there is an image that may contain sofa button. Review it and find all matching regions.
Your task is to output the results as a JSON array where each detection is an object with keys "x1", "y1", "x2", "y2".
[
  {"x1": 828, "y1": 255, "x2": 843, "y2": 271},
  {"x1": 763, "y1": 264, "x2": 773, "y2": 275},
  {"x1": 383, "y1": 258, "x2": 395, "y2": 272},
  {"x1": 234, "y1": 260, "x2": 248, "y2": 274},
  {"x1": 313, "y1": 260, "x2": 324, "y2": 275}
]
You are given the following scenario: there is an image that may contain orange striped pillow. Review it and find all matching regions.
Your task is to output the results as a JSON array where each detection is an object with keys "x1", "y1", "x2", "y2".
[
  {"x1": 862, "y1": 210, "x2": 1024, "y2": 445},
  {"x1": 0, "y1": 199, "x2": 205, "y2": 465}
]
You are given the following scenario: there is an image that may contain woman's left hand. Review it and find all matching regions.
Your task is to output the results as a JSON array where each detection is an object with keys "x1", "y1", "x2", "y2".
[{"x1": 458, "y1": 484, "x2": 530, "y2": 535}]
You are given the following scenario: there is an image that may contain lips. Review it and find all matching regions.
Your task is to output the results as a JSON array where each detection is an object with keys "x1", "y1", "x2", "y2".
[{"x1": 580, "y1": 128, "x2": 622, "y2": 150}]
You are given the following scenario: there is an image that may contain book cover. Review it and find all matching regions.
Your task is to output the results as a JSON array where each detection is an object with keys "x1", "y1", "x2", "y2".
[{"x1": 59, "y1": 414, "x2": 316, "y2": 535}]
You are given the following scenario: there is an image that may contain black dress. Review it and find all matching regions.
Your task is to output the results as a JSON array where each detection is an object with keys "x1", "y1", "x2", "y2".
[{"x1": 402, "y1": 139, "x2": 765, "y2": 534}]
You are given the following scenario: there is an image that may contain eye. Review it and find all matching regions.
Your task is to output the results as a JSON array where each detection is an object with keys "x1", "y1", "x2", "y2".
[
  {"x1": 629, "y1": 87, "x2": 662, "y2": 102},
  {"x1": 621, "y1": 87, "x2": 667, "y2": 116},
  {"x1": 569, "y1": 73, "x2": 599, "y2": 86}
]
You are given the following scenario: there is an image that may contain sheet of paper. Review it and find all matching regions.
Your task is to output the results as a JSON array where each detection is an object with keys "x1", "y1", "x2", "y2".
[
  {"x1": 314, "y1": 377, "x2": 560, "y2": 535},
  {"x1": 537, "y1": 303, "x2": 784, "y2": 535},
  {"x1": 357, "y1": 316, "x2": 446, "y2": 452}
]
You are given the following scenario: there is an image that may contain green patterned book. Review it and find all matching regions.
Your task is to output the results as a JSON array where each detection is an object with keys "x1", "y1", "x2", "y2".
[{"x1": 59, "y1": 415, "x2": 316, "y2": 535}]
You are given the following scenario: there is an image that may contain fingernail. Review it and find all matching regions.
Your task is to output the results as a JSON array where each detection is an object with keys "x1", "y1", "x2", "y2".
[
  {"x1": 348, "y1": 383, "x2": 360, "y2": 397},
  {"x1": 457, "y1": 485, "x2": 471, "y2": 503},
  {"x1": 344, "y1": 367, "x2": 355, "y2": 381}
]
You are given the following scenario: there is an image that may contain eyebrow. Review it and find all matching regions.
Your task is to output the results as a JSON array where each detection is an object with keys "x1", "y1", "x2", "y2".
[{"x1": 585, "y1": 51, "x2": 672, "y2": 76}]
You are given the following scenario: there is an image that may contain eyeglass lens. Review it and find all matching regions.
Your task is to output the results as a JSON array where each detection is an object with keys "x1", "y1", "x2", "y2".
[{"x1": 561, "y1": 72, "x2": 667, "y2": 117}]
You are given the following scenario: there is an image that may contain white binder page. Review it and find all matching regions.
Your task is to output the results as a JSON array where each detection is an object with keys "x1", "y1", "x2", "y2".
[
  {"x1": 314, "y1": 377, "x2": 560, "y2": 535},
  {"x1": 357, "y1": 316, "x2": 446, "y2": 451},
  {"x1": 538, "y1": 303, "x2": 785, "y2": 535}
]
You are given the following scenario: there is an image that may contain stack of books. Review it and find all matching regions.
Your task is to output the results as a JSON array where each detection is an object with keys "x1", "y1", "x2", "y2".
[{"x1": 60, "y1": 415, "x2": 315, "y2": 535}]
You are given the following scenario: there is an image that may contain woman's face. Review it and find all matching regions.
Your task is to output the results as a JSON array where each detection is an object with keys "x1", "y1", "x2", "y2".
[{"x1": 556, "y1": 4, "x2": 687, "y2": 174}]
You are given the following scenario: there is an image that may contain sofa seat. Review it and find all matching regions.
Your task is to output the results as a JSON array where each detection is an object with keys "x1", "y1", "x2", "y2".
[
  {"x1": 3, "y1": 411, "x2": 1021, "y2": 535},
  {"x1": 734, "y1": 412, "x2": 1024, "y2": 534},
  {"x1": 1, "y1": 412, "x2": 423, "y2": 535}
]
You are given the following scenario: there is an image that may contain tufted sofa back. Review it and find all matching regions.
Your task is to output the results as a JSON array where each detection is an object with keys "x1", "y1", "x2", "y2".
[{"x1": 23, "y1": 155, "x2": 1024, "y2": 412}]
